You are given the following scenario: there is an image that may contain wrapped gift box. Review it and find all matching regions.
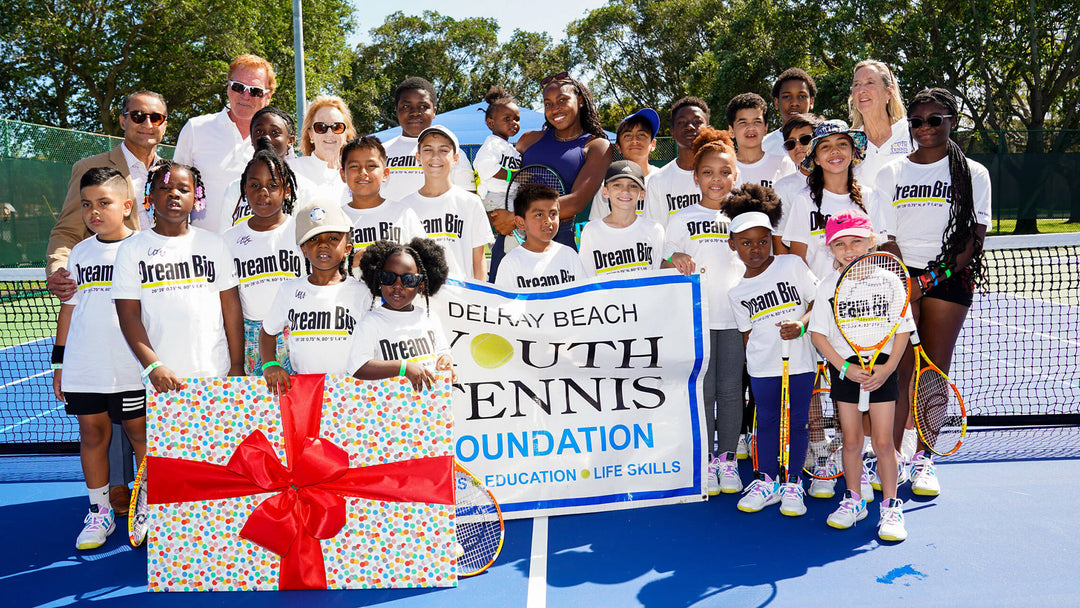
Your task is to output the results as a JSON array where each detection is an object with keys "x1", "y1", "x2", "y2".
[{"x1": 145, "y1": 374, "x2": 456, "y2": 591}]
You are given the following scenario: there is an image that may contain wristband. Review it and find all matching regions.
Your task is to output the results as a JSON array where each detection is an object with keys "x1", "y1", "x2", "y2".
[
  {"x1": 51, "y1": 344, "x2": 65, "y2": 365},
  {"x1": 141, "y1": 361, "x2": 162, "y2": 380},
  {"x1": 666, "y1": 255, "x2": 673, "y2": 264},
  {"x1": 399, "y1": 360, "x2": 408, "y2": 376},
  {"x1": 505, "y1": 170, "x2": 514, "y2": 183},
  {"x1": 51, "y1": 363, "x2": 63, "y2": 370},
  {"x1": 840, "y1": 361, "x2": 851, "y2": 378},
  {"x1": 797, "y1": 322, "x2": 806, "y2": 337},
  {"x1": 261, "y1": 360, "x2": 282, "y2": 372}
]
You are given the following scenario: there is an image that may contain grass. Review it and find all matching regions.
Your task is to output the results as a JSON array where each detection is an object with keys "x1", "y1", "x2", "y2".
[{"x1": 988, "y1": 218, "x2": 1080, "y2": 236}]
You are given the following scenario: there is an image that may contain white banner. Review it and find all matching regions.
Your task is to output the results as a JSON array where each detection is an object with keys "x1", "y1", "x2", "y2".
[{"x1": 436, "y1": 270, "x2": 709, "y2": 519}]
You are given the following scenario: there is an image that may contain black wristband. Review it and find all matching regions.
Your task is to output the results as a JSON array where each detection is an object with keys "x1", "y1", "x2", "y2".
[{"x1": 51, "y1": 344, "x2": 65, "y2": 365}]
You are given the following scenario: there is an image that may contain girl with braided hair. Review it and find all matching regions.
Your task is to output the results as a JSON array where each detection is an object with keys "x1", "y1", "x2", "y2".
[{"x1": 875, "y1": 87, "x2": 991, "y2": 496}]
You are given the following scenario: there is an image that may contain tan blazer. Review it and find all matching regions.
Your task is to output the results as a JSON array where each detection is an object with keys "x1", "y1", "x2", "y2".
[{"x1": 45, "y1": 145, "x2": 142, "y2": 276}]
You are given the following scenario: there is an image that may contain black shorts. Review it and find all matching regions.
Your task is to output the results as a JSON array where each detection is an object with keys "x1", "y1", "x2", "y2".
[
  {"x1": 829, "y1": 354, "x2": 899, "y2": 404},
  {"x1": 910, "y1": 266, "x2": 974, "y2": 307},
  {"x1": 64, "y1": 389, "x2": 147, "y2": 421}
]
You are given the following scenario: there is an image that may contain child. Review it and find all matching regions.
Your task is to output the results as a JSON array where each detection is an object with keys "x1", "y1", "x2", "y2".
[
  {"x1": 726, "y1": 93, "x2": 793, "y2": 190},
  {"x1": 339, "y1": 136, "x2": 425, "y2": 264},
  {"x1": 381, "y1": 77, "x2": 476, "y2": 201},
  {"x1": 762, "y1": 68, "x2": 818, "y2": 157},
  {"x1": 495, "y1": 183, "x2": 588, "y2": 288},
  {"x1": 474, "y1": 86, "x2": 522, "y2": 213},
  {"x1": 589, "y1": 108, "x2": 660, "y2": 221},
  {"x1": 223, "y1": 148, "x2": 304, "y2": 375},
  {"x1": 644, "y1": 97, "x2": 710, "y2": 230},
  {"x1": 724, "y1": 183, "x2": 818, "y2": 516},
  {"x1": 348, "y1": 238, "x2": 455, "y2": 392},
  {"x1": 578, "y1": 160, "x2": 665, "y2": 276},
  {"x1": 772, "y1": 112, "x2": 821, "y2": 249},
  {"x1": 662, "y1": 126, "x2": 747, "y2": 495},
  {"x1": 114, "y1": 161, "x2": 244, "y2": 394},
  {"x1": 53, "y1": 167, "x2": 146, "y2": 549},
  {"x1": 809, "y1": 209, "x2": 912, "y2": 541},
  {"x1": 399, "y1": 126, "x2": 493, "y2": 280},
  {"x1": 260, "y1": 202, "x2": 372, "y2": 392}
]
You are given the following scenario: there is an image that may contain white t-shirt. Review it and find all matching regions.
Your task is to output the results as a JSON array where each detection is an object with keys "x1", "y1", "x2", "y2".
[
  {"x1": 223, "y1": 218, "x2": 304, "y2": 321},
  {"x1": 218, "y1": 159, "x2": 318, "y2": 231},
  {"x1": 809, "y1": 267, "x2": 916, "y2": 359},
  {"x1": 728, "y1": 255, "x2": 818, "y2": 377},
  {"x1": 112, "y1": 227, "x2": 239, "y2": 377},
  {"x1": 290, "y1": 154, "x2": 349, "y2": 204},
  {"x1": 875, "y1": 155, "x2": 993, "y2": 269},
  {"x1": 578, "y1": 216, "x2": 665, "y2": 276},
  {"x1": 174, "y1": 108, "x2": 251, "y2": 234},
  {"x1": 772, "y1": 171, "x2": 807, "y2": 240},
  {"x1": 663, "y1": 204, "x2": 745, "y2": 329},
  {"x1": 783, "y1": 186, "x2": 889, "y2": 279},
  {"x1": 341, "y1": 200, "x2": 425, "y2": 254},
  {"x1": 855, "y1": 119, "x2": 914, "y2": 186},
  {"x1": 762, "y1": 130, "x2": 785, "y2": 158},
  {"x1": 473, "y1": 135, "x2": 522, "y2": 199},
  {"x1": 736, "y1": 153, "x2": 794, "y2": 190},
  {"x1": 62, "y1": 235, "x2": 143, "y2": 393},
  {"x1": 380, "y1": 134, "x2": 476, "y2": 201},
  {"x1": 587, "y1": 165, "x2": 656, "y2": 222},
  {"x1": 495, "y1": 242, "x2": 588, "y2": 289},
  {"x1": 400, "y1": 186, "x2": 493, "y2": 280},
  {"x1": 643, "y1": 160, "x2": 701, "y2": 230},
  {"x1": 346, "y1": 306, "x2": 450, "y2": 373},
  {"x1": 261, "y1": 277, "x2": 372, "y2": 375}
]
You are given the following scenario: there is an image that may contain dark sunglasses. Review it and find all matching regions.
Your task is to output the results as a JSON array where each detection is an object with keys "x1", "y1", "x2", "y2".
[
  {"x1": 123, "y1": 111, "x2": 167, "y2": 126},
  {"x1": 540, "y1": 71, "x2": 570, "y2": 87},
  {"x1": 379, "y1": 271, "x2": 423, "y2": 288},
  {"x1": 783, "y1": 134, "x2": 814, "y2": 150},
  {"x1": 907, "y1": 114, "x2": 953, "y2": 129},
  {"x1": 312, "y1": 121, "x2": 346, "y2": 134},
  {"x1": 227, "y1": 80, "x2": 267, "y2": 98}
]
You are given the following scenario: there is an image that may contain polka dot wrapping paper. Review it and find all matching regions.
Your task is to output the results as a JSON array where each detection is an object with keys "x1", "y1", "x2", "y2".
[{"x1": 145, "y1": 374, "x2": 457, "y2": 591}]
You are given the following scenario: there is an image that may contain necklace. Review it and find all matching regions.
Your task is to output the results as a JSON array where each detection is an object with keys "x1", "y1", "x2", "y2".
[{"x1": 554, "y1": 130, "x2": 584, "y2": 142}]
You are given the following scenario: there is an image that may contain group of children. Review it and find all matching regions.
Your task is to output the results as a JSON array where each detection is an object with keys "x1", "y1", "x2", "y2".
[{"x1": 56, "y1": 69, "x2": 993, "y2": 549}]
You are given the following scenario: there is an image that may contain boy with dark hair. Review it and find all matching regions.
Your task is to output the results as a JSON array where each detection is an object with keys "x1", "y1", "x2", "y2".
[
  {"x1": 381, "y1": 77, "x2": 476, "y2": 201},
  {"x1": 494, "y1": 183, "x2": 587, "y2": 288},
  {"x1": 763, "y1": 68, "x2": 818, "y2": 157},
  {"x1": 643, "y1": 97, "x2": 710, "y2": 230},
  {"x1": 727, "y1": 92, "x2": 792, "y2": 190},
  {"x1": 339, "y1": 136, "x2": 424, "y2": 262},
  {"x1": 589, "y1": 108, "x2": 660, "y2": 220}
]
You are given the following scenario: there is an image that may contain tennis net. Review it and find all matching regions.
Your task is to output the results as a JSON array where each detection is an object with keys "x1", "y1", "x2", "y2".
[{"x1": 1, "y1": 233, "x2": 1078, "y2": 453}]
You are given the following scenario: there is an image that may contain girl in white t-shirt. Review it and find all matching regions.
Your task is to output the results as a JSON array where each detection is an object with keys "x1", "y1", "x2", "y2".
[
  {"x1": 224, "y1": 148, "x2": 304, "y2": 374},
  {"x1": 348, "y1": 238, "x2": 455, "y2": 392},
  {"x1": 474, "y1": 86, "x2": 522, "y2": 213}
]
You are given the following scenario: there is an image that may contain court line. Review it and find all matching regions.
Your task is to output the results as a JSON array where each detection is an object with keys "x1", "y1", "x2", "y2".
[
  {"x1": 0, "y1": 336, "x2": 50, "y2": 353},
  {"x1": 0, "y1": 401, "x2": 64, "y2": 434},
  {"x1": 969, "y1": 314, "x2": 1080, "y2": 347},
  {"x1": 0, "y1": 369, "x2": 50, "y2": 391},
  {"x1": 526, "y1": 516, "x2": 549, "y2": 608}
]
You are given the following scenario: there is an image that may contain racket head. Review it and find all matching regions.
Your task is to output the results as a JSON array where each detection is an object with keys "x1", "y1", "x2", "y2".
[
  {"x1": 128, "y1": 457, "x2": 149, "y2": 547},
  {"x1": 912, "y1": 357, "x2": 967, "y2": 457},
  {"x1": 453, "y1": 462, "x2": 504, "y2": 577},
  {"x1": 505, "y1": 164, "x2": 567, "y2": 211},
  {"x1": 833, "y1": 252, "x2": 911, "y2": 355}
]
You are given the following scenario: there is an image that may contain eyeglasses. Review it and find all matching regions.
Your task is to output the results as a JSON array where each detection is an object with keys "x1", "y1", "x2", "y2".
[
  {"x1": 540, "y1": 72, "x2": 570, "y2": 87},
  {"x1": 227, "y1": 80, "x2": 267, "y2": 98},
  {"x1": 123, "y1": 111, "x2": 167, "y2": 126},
  {"x1": 907, "y1": 114, "x2": 953, "y2": 129},
  {"x1": 312, "y1": 121, "x2": 346, "y2": 134},
  {"x1": 379, "y1": 270, "x2": 423, "y2": 288},
  {"x1": 783, "y1": 134, "x2": 814, "y2": 150}
]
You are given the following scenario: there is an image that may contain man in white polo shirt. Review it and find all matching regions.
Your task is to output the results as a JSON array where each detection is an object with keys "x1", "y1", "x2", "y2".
[{"x1": 174, "y1": 54, "x2": 276, "y2": 233}]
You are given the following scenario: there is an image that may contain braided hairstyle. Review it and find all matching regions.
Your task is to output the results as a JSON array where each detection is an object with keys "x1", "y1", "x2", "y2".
[
  {"x1": 541, "y1": 74, "x2": 605, "y2": 140},
  {"x1": 807, "y1": 138, "x2": 866, "y2": 214},
  {"x1": 301, "y1": 230, "x2": 355, "y2": 281},
  {"x1": 358, "y1": 238, "x2": 449, "y2": 314},
  {"x1": 907, "y1": 87, "x2": 986, "y2": 288},
  {"x1": 143, "y1": 160, "x2": 207, "y2": 223},
  {"x1": 721, "y1": 183, "x2": 783, "y2": 229},
  {"x1": 483, "y1": 85, "x2": 517, "y2": 120},
  {"x1": 239, "y1": 137, "x2": 299, "y2": 215}
]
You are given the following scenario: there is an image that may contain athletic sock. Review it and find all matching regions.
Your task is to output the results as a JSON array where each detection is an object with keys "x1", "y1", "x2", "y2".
[{"x1": 88, "y1": 484, "x2": 111, "y2": 512}]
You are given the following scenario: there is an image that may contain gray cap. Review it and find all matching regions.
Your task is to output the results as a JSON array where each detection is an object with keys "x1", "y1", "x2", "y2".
[
  {"x1": 604, "y1": 160, "x2": 646, "y2": 189},
  {"x1": 295, "y1": 201, "x2": 353, "y2": 246},
  {"x1": 417, "y1": 124, "x2": 459, "y2": 152}
]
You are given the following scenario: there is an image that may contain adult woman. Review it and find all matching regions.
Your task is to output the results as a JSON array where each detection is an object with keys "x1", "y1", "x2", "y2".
[
  {"x1": 875, "y1": 88, "x2": 991, "y2": 497},
  {"x1": 294, "y1": 95, "x2": 357, "y2": 203},
  {"x1": 487, "y1": 73, "x2": 612, "y2": 280},
  {"x1": 849, "y1": 60, "x2": 911, "y2": 184}
]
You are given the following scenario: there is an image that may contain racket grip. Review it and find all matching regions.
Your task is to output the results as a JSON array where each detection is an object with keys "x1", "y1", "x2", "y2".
[
  {"x1": 781, "y1": 338, "x2": 791, "y2": 358},
  {"x1": 858, "y1": 386, "x2": 870, "y2": 412}
]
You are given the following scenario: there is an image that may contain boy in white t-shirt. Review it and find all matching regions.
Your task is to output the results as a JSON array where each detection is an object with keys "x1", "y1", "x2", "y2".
[
  {"x1": 589, "y1": 108, "x2": 661, "y2": 221},
  {"x1": 579, "y1": 160, "x2": 664, "y2": 276},
  {"x1": 53, "y1": 168, "x2": 145, "y2": 550},
  {"x1": 495, "y1": 183, "x2": 587, "y2": 289},
  {"x1": 643, "y1": 97, "x2": 711, "y2": 229},
  {"x1": 727, "y1": 92, "x2": 793, "y2": 190},
  {"x1": 399, "y1": 125, "x2": 493, "y2": 280}
]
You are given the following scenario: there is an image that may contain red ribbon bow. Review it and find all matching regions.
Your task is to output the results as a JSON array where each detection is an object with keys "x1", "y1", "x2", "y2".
[{"x1": 147, "y1": 374, "x2": 454, "y2": 590}]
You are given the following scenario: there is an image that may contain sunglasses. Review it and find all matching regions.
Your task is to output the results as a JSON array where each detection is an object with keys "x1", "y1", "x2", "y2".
[
  {"x1": 379, "y1": 271, "x2": 423, "y2": 288},
  {"x1": 227, "y1": 80, "x2": 267, "y2": 98},
  {"x1": 783, "y1": 134, "x2": 814, "y2": 150},
  {"x1": 312, "y1": 121, "x2": 346, "y2": 134},
  {"x1": 907, "y1": 114, "x2": 953, "y2": 129},
  {"x1": 123, "y1": 111, "x2": 167, "y2": 126},
  {"x1": 540, "y1": 71, "x2": 570, "y2": 87}
]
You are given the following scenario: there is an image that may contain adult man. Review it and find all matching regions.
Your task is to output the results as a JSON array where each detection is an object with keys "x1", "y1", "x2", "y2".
[{"x1": 174, "y1": 54, "x2": 276, "y2": 233}]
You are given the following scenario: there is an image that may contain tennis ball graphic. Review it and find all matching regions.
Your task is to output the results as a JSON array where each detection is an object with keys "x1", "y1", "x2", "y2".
[{"x1": 470, "y1": 333, "x2": 514, "y2": 369}]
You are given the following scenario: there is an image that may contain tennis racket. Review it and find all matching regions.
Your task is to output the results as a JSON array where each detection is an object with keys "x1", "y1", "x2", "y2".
[
  {"x1": 454, "y1": 462, "x2": 504, "y2": 577},
  {"x1": 128, "y1": 456, "x2": 149, "y2": 547},
  {"x1": 505, "y1": 164, "x2": 567, "y2": 244},
  {"x1": 804, "y1": 359, "x2": 844, "y2": 480},
  {"x1": 833, "y1": 252, "x2": 911, "y2": 412},
  {"x1": 777, "y1": 339, "x2": 791, "y2": 483},
  {"x1": 909, "y1": 328, "x2": 967, "y2": 456}
]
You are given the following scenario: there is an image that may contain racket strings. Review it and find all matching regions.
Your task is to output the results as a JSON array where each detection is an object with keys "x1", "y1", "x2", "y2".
[
  {"x1": 454, "y1": 473, "x2": 503, "y2": 575},
  {"x1": 836, "y1": 257, "x2": 910, "y2": 349},
  {"x1": 914, "y1": 368, "x2": 964, "y2": 454}
]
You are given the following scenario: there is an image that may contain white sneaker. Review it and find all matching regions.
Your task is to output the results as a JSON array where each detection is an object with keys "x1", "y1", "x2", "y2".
[
  {"x1": 808, "y1": 451, "x2": 841, "y2": 499},
  {"x1": 901, "y1": 428, "x2": 918, "y2": 461},
  {"x1": 736, "y1": 434, "x2": 750, "y2": 460},
  {"x1": 706, "y1": 454, "x2": 721, "y2": 496},
  {"x1": 861, "y1": 471, "x2": 875, "y2": 504},
  {"x1": 910, "y1": 452, "x2": 940, "y2": 496},
  {"x1": 779, "y1": 479, "x2": 807, "y2": 517},
  {"x1": 76, "y1": 505, "x2": 115, "y2": 550},
  {"x1": 717, "y1": 452, "x2": 743, "y2": 493},
  {"x1": 897, "y1": 453, "x2": 912, "y2": 486},
  {"x1": 737, "y1": 476, "x2": 779, "y2": 512},
  {"x1": 865, "y1": 456, "x2": 881, "y2": 491},
  {"x1": 878, "y1": 498, "x2": 908, "y2": 541},
  {"x1": 808, "y1": 474, "x2": 837, "y2": 499},
  {"x1": 827, "y1": 490, "x2": 867, "y2": 529}
]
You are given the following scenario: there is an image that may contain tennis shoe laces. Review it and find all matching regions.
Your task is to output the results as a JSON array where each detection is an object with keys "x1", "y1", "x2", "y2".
[{"x1": 76, "y1": 504, "x2": 115, "y2": 550}]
